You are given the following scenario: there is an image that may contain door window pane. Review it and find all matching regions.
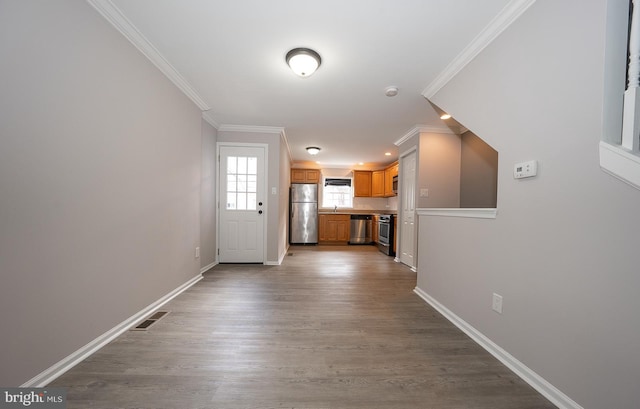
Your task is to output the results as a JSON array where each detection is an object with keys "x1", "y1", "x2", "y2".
[
  {"x1": 227, "y1": 193, "x2": 237, "y2": 209},
  {"x1": 237, "y1": 193, "x2": 247, "y2": 210},
  {"x1": 247, "y1": 175, "x2": 257, "y2": 193},
  {"x1": 237, "y1": 157, "x2": 247, "y2": 174},
  {"x1": 248, "y1": 157, "x2": 257, "y2": 174},
  {"x1": 247, "y1": 193, "x2": 257, "y2": 210},
  {"x1": 227, "y1": 156, "x2": 237, "y2": 174},
  {"x1": 227, "y1": 175, "x2": 237, "y2": 192},
  {"x1": 226, "y1": 155, "x2": 258, "y2": 211}
]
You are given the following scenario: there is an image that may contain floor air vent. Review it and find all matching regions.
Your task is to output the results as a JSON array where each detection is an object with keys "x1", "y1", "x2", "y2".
[{"x1": 131, "y1": 311, "x2": 170, "y2": 331}]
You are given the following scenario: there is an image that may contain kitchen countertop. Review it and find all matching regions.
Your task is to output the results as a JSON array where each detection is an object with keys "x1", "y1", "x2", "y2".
[{"x1": 318, "y1": 210, "x2": 397, "y2": 215}]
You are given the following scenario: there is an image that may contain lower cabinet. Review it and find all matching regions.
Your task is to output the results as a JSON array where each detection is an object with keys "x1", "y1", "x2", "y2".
[
  {"x1": 318, "y1": 214, "x2": 350, "y2": 244},
  {"x1": 393, "y1": 215, "x2": 398, "y2": 254},
  {"x1": 372, "y1": 214, "x2": 379, "y2": 243}
]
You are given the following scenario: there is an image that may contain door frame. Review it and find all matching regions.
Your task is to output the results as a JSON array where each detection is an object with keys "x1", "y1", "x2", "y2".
[
  {"x1": 216, "y1": 142, "x2": 269, "y2": 264},
  {"x1": 397, "y1": 146, "x2": 418, "y2": 271}
]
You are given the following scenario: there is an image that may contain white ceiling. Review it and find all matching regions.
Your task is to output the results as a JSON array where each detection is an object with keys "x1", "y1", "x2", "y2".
[{"x1": 107, "y1": 0, "x2": 511, "y2": 167}]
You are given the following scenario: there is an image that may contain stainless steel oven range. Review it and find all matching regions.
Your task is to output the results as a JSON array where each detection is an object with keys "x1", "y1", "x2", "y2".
[{"x1": 377, "y1": 214, "x2": 395, "y2": 256}]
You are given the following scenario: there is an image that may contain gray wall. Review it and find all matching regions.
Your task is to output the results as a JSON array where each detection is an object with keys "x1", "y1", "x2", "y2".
[
  {"x1": 0, "y1": 1, "x2": 202, "y2": 386},
  {"x1": 200, "y1": 120, "x2": 218, "y2": 270},
  {"x1": 278, "y1": 135, "x2": 291, "y2": 261},
  {"x1": 399, "y1": 132, "x2": 461, "y2": 209},
  {"x1": 421, "y1": 1, "x2": 640, "y2": 408},
  {"x1": 460, "y1": 131, "x2": 498, "y2": 208},
  {"x1": 418, "y1": 132, "x2": 461, "y2": 208}
]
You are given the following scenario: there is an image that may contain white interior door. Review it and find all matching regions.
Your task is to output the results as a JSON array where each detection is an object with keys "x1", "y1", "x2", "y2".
[
  {"x1": 400, "y1": 150, "x2": 416, "y2": 268},
  {"x1": 219, "y1": 145, "x2": 265, "y2": 263}
]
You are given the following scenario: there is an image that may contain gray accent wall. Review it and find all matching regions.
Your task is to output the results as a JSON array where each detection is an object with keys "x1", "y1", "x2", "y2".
[
  {"x1": 200, "y1": 120, "x2": 218, "y2": 270},
  {"x1": 418, "y1": 132, "x2": 461, "y2": 208},
  {"x1": 460, "y1": 131, "x2": 498, "y2": 208},
  {"x1": 278, "y1": 135, "x2": 292, "y2": 262},
  {"x1": 0, "y1": 1, "x2": 202, "y2": 386},
  {"x1": 422, "y1": 1, "x2": 640, "y2": 408},
  {"x1": 398, "y1": 131, "x2": 461, "y2": 209}
]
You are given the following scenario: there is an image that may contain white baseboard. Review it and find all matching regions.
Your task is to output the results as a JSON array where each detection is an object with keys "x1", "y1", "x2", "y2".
[
  {"x1": 394, "y1": 257, "x2": 417, "y2": 272},
  {"x1": 413, "y1": 286, "x2": 582, "y2": 409},
  {"x1": 200, "y1": 261, "x2": 217, "y2": 274},
  {"x1": 265, "y1": 245, "x2": 289, "y2": 266},
  {"x1": 22, "y1": 273, "x2": 204, "y2": 387}
]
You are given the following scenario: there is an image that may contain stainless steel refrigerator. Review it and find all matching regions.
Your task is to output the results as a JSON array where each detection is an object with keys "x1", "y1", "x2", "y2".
[{"x1": 290, "y1": 183, "x2": 318, "y2": 244}]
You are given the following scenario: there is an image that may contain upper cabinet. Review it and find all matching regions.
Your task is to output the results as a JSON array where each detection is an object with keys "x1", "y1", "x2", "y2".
[
  {"x1": 291, "y1": 168, "x2": 320, "y2": 184},
  {"x1": 352, "y1": 162, "x2": 398, "y2": 198},
  {"x1": 371, "y1": 170, "x2": 385, "y2": 197},
  {"x1": 353, "y1": 171, "x2": 372, "y2": 197},
  {"x1": 384, "y1": 162, "x2": 398, "y2": 197}
]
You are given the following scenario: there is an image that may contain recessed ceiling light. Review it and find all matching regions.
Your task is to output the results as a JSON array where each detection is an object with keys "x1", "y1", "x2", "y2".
[
  {"x1": 385, "y1": 86, "x2": 399, "y2": 97},
  {"x1": 385, "y1": 152, "x2": 391, "y2": 156},
  {"x1": 440, "y1": 114, "x2": 452, "y2": 119},
  {"x1": 286, "y1": 48, "x2": 321, "y2": 77}
]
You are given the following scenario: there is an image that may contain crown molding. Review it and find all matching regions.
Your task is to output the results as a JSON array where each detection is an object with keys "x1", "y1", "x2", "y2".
[
  {"x1": 422, "y1": 0, "x2": 536, "y2": 99},
  {"x1": 218, "y1": 124, "x2": 286, "y2": 135},
  {"x1": 201, "y1": 112, "x2": 220, "y2": 129},
  {"x1": 86, "y1": 0, "x2": 210, "y2": 111},
  {"x1": 280, "y1": 129, "x2": 293, "y2": 163},
  {"x1": 395, "y1": 125, "x2": 456, "y2": 146}
]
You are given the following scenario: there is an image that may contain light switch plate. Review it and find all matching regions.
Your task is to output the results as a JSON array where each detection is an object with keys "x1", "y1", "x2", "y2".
[
  {"x1": 514, "y1": 160, "x2": 537, "y2": 179},
  {"x1": 420, "y1": 188, "x2": 429, "y2": 197},
  {"x1": 492, "y1": 293, "x2": 503, "y2": 314}
]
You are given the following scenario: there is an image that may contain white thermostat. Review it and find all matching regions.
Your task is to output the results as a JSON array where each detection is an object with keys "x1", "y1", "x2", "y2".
[{"x1": 514, "y1": 160, "x2": 538, "y2": 179}]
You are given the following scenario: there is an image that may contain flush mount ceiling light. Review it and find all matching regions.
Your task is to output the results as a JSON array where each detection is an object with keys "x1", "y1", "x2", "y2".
[
  {"x1": 306, "y1": 146, "x2": 321, "y2": 155},
  {"x1": 286, "y1": 48, "x2": 321, "y2": 77}
]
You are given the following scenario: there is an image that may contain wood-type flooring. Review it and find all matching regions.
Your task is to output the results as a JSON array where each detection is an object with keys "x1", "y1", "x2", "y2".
[{"x1": 51, "y1": 245, "x2": 555, "y2": 409}]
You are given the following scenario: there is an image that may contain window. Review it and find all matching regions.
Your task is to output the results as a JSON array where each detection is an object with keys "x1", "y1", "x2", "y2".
[
  {"x1": 226, "y1": 156, "x2": 257, "y2": 210},
  {"x1": 322, "y1": 178, "x2": 353, "y2": 208}
]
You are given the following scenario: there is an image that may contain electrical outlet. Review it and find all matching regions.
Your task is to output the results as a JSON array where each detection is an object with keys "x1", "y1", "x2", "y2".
[
  {"x1": 492, "y1": 293, "x2": 503, "y2": 314},
  {"x1": 195, "y1": 246, "x2": 200, "y2": 259},
  {"x1": 420, "y1": 188, "x2": 429, "y2": 197}
]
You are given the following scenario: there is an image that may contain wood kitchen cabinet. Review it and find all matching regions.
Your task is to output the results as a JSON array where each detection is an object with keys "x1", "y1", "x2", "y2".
[
  {"x1": 372, "y1": 214, "x2": 379, "y2": 243},
  {"x1": 393, "y1": 214, "x2": 398, "y2": 254},
  {"x1": 371, "y1": 170, "x2": 385, "y2": 197},
  {"x1": 384, "y1": 162, "x2": 399, "y2": 197},
  {"x1": 291, "y1": 168, "x2": 320, "y2": 183},
  {"x1": 353, "y1": 171, "x2": 372, "y2": 197},
  {"x1": 318, "y1": 214, "x2": 350, "y2": 244}
]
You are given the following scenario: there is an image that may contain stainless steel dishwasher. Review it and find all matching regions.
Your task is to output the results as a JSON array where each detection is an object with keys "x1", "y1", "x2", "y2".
[{"x1": 349, "y1": 215, "x2": 372, "y2": 244}]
